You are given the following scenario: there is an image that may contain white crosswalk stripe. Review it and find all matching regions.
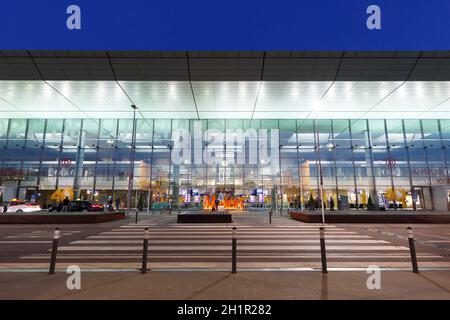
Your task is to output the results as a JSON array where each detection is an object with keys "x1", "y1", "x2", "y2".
[{"x1": 13, "y1": 221, "x2": 449, "y2": 270}]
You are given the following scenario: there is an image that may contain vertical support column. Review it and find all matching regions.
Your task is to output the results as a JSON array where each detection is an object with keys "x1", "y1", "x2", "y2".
[
  {"x1": 296, "y1": 120, "x2": 304, "y2": 210},
  {"x1": 55, "y1": 119, "x2": 66, "y2": 191},
  {"x1": 0, "y1": 120, "x2": 11, "y2": 191},
  {"x1": 364, "y1": 120, "x2": 379, "y2": 210},
  {"x1": 172, "y1": 162, "x2": 180, "y2": 210},
  {"x1": 438, "y1": 119, "x2": 450, "y2": 183},
  {"x1": 402, "y1": 120, "x2": 416, "y2": 211},
  {"x1": 168, "y1": 144, "x2": 173, "y2": 212},
  {"x1": 111, "y1": 119, "x2": 119, "y2": 201},
  {"x1": 127, "y1": 106, "x2": 138, "y2": 212},
  {"x1": 437, "y1": 120, "x2": 450, "y2": 182},
  {"x1": 420, "y1": 120, "x2": 434, "y2": 210},
  {"x1": 315, "y1": 120, "x2": 326, "y2": 224},
  {"x1": 91, "y1": 120, "x2": 101, "y2": 201},
  {"x1": 16, "y1": 119, "x2": 30, "y2": 199},
  {"x1": 331, "y1": 120, "x2": 339, "y2": 210},
  {"x1": 35, "y1": 119, "x2": 48, "y2": 200},
  {"x1": 384, "y1": 120, "x2": 397, "y2": 210},
  {"x1": 348, "y1": 120, "x2": 359, "y2": 210},
  {"x1": 73, "y1": 120, "x2": 86, "y2": 201},
  {"x1": 277, "y1": 121, "x2": 283, "y2": 214},
  {"x1": 271, "y1": 186, "x2": 277, "y2": 213},
  {"x1": 313, "y1": 120, "x2": 321, "y2": 201},
  {"x1": 269, "y1": 206, "x2": 272, "y2": 224},
  {"x1": 147, "y1": 120, "x2": 155, "y2": 212}
]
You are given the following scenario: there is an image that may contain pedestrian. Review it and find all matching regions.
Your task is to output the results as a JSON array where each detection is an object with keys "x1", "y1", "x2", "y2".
[
  {"x1": 115, "y1": 198, "x2": 120, "y2": 211},
  {"x1": 214, "y1": 198, "x2": 220, "y2": 214},
  {"x1": 329, "y1": 197, "x2": 335, "y2": 211},
  {"x1": 62, "y1": 196, "x2": 70, "y2": 212},
  {"x1": 108, "y1": 198, "x2": 113, "y2": 211}
]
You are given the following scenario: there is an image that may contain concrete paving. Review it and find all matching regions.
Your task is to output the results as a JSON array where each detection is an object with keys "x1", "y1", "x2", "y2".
[
  {"x1": 0, "y1": 270, "x2": 448, "y2": 300},
  {"x1": 0, "y1": 213, "x2": 449, "y2": 299}
]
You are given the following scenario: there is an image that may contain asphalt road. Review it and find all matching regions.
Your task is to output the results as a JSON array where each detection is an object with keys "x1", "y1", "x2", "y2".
[{"x1": 0, "y1": 214, "x2": 449, "y2": 271}]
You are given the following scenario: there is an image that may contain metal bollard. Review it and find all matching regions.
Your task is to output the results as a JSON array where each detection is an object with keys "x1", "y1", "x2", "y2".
[
  {"x1": 141, "y1": 227, "x2": 150, "y2": 274},
  {"x1": 135, "y1": 210, "x2": 139, "y2": 224},
  {"x1": 49, "y1": 228, "x2": 60, "y2": 275},
  {"x1": 232, "y1": 226, "x2": 237, "y2": 273},
  {"x1": 407, "y1": 227, "x2": 419, "y2": 273},
  {"x1": 319, "y1": 227, "x2": 327, "y2": 273}
]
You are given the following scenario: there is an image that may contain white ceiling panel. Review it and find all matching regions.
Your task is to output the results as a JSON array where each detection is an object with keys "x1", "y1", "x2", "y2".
[{"x1": 0, "y1": 80, "x2": 449, "y2": 119}]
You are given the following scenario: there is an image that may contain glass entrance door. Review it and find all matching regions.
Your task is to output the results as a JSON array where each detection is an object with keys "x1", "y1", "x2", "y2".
[{"x1": 413, "y1": 186, "x2": 433, "y2": 211}]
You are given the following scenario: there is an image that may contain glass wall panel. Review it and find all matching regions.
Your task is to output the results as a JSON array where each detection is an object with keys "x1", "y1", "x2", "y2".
[
  {"x1": 403, "y1": 119, "x2": 433, "y2": 210},
  {"x1": 297, "y1": 119, "x2": 317, "y2": 209},
  {"x1": 316, "y1": 119, "x2": 337, "y2": 210},
  {"x1": 0, "y1": 117, "x2": 448, "y2": 212},
  {"x1": 151, "y1": 119, "x2": 172, "y2": 206},
  {"x1": 368, "y1": 120, "x2": 391, "y2": 209},
  {"x1": 350, "y1": 119, "x2": 376, "y2": 209},
  {"x1": 97, "y1": 119, "x2": 118, "y2": 203},
  {"x1": 279, "y1": 119, "x2": 297, "y2": 209},
  {"x1": 332, "y1": 120, "x2": 357, "y2": 210},
  {"x1": 58, "y1": 119, "x2": 82, "y2": 191},
  {"x1": 386, "y1": 119, "x2": 413, "y2": 209},
  {"x1": 441, "y1": 119, "x2": 450, "y2": 179}
]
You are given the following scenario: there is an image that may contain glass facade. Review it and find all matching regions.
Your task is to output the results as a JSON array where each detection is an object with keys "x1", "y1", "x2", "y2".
[{"x1": 0, "y1": 118, "x2": 449, "y2": 211}]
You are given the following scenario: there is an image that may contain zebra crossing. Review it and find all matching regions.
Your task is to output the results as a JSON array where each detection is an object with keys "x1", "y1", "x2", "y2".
[{"x1": 16, "y1": 221, "x2": 450, "y2": 270}]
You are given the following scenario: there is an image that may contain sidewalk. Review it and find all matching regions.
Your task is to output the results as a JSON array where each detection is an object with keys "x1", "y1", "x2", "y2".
[{"x1": 0, "y1": 270, "x2": 449, "y2": 300}]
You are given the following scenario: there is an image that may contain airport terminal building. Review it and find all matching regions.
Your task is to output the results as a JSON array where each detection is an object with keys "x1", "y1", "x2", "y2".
[{"x1": 1, "y1": 51, "x2": 450, "y2": 212}]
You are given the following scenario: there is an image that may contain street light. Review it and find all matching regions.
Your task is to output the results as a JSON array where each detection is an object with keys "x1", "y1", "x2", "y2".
[{"x1": 127, "y1": 104, "x2": 138, "y2": 212}]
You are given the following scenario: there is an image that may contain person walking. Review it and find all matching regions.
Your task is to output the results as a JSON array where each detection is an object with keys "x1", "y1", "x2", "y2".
[
  {"x1": 115, "y1": 198, "x2": 120, "y2": 211},
  {"x1": 214, "y1": 198, "x2": 220, "y2": 214},
  {"x1": 329, "y1": 196, "x2": 335, "y2": 211},
  {"x1": 62, "y1": 196, "x2": 70, "y2": 212},
  {"x1": 108, "y1": 197, "x2": 113, "y2": 211}
]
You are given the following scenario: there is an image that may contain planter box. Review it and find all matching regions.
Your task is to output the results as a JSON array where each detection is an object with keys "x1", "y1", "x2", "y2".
[
  {"x1": 178, "y1": 213, "x2": 232, "y2": 223},
  {"x1": 289, "y1": 211, "x2": 450, "y2": 223}
]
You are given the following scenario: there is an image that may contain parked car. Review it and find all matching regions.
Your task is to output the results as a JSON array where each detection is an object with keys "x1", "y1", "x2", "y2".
[
  {"x1": 5, "y1": 200, "x2": 41, "y2": 213},
  {"x1": 48, "y1": 202, "x2": 63, "y2": 212},
  {"x1": 68, "y1": 200, "x2": 104, "y2": 212},
  {"x1": 48, "y1": 200, "x2": 104, "y2": 212}
]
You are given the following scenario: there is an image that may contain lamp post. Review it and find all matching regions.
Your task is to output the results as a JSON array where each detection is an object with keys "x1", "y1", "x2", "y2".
[{"x1": 127, "y1": 104, "x2": 138, "y2": 213}]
